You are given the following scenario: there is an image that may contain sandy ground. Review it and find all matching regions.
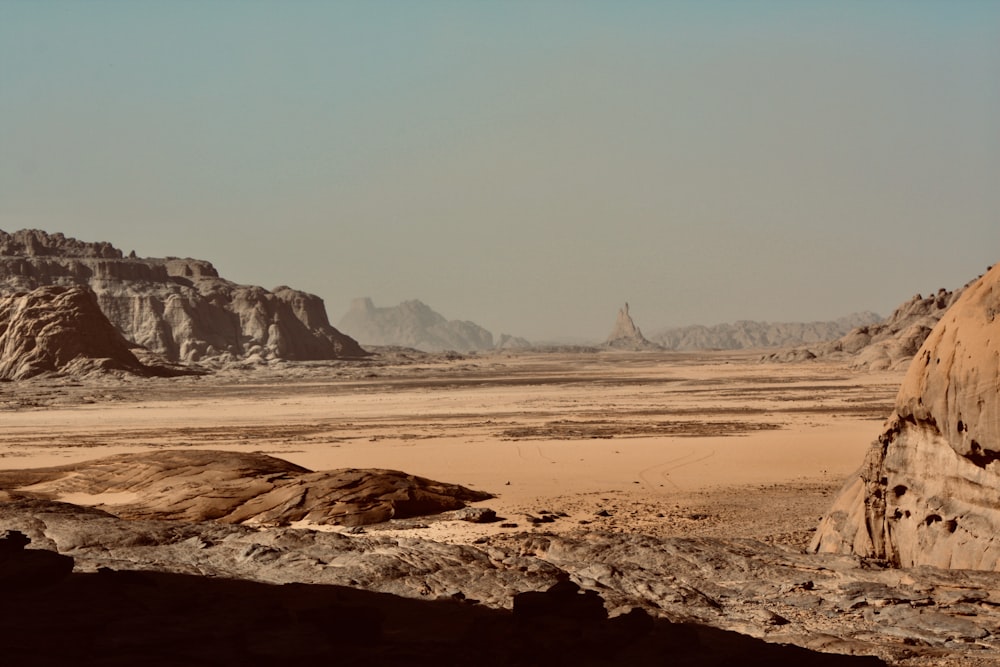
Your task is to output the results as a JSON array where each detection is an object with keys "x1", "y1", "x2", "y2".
[{"x1": 0, "y1": 350, "x2": 902, "y2": 550}]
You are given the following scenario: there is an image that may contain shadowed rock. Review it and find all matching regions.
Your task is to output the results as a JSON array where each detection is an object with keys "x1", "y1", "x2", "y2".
[
  {"x1": 0, "y1": 450, "x2": 491, "y2": 527},
  {"x1": 813, "y1": 263, "x2": 1000, "y2": 569}
]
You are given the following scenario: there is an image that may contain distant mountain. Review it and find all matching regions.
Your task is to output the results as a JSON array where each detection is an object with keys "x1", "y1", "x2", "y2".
[
  {"x1": 605, "y1": 303, "x2": 660, "y2": 350},
  {"x1": 338, "y1": 298, "x2": 498, "y2": 353},
  {"x1": 650, "y1": 312, "x2": 882, "y2": 351}
]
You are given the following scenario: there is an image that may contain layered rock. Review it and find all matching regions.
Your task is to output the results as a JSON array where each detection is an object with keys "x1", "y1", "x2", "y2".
[
  {"x1": 766, "y1": 286, "x2": 968, "y2": 370},
  {"x1": 338, "y1": 297, "x2": 496, "y2": 352},
  {"x1": 605, "y1": 303, "x2": 659, "y2": 350},
  {"x1": 0, "y1": 449, "x2": 491, "y2": 527},
  {"x1": 652, "y1": 312, "x2": 881, "y2": 351},
  {"x1": 812, "y1": 264, "x2": 1000, "y2": 569},
  {"x1": 0, "y1": 229, "x2": 366, "y2": 363},
  {"x1": 0, "y1": 285, "x2": 149, "y2": 379}
]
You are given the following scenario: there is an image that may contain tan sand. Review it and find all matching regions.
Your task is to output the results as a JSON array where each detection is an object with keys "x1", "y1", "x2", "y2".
[{"x1": 0, "y1": 351, "x2": 902, "y2": 546}]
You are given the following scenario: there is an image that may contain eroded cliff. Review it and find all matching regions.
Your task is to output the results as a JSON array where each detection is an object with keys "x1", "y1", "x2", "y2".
[{"x1": 0, "y1": 230, "x2": 367, "y2": 363}]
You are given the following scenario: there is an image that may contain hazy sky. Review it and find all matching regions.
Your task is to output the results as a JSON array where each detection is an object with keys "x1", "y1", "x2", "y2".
[{"x1": 2, "y1": 1, "x2": 998, "y2": 341}]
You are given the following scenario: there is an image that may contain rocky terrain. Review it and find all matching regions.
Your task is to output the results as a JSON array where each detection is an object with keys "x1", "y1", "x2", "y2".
[
  {"x1": 0, "y1": 229, "x2": 366, "y2": 364},
  {"x1": 0, "y1": 450, "x2": 490, "y2": 527},
  {"x1": 765, "y1": 282, "x2": 976, "y2": 370},
  {"x1": 813, "y1": 263, "x2": 1000, "y2": 570},
  {"x1": 338, "y1": 297, "x2": 510, "y2": 352},
  {"x1": 605, "y1": 303, "x2": 659, "y2": 350},
  {"x1": 651, "y1": 312, "x2": 881, "y2": 351}
]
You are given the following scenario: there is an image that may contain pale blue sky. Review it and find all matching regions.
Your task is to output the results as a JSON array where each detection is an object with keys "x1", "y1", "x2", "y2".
[{"x1": 2, "y1": 1, "x2": 998, "y2": 341}]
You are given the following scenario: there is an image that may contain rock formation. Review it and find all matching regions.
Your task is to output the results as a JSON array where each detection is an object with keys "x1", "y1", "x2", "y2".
[
  {"x1": 0, "y1": 285, "x2": 151, "y2": 379},
  {"x1": 0, "y1": 229, "x2": 367, "y2": 363},
  {"x1": 0, "y1": 449, "x2": 491, "y2": 527},
  {"x1": 652, "y1": 312, "x2": 881, "y2": 351},
  {"x1": 765, "y1": 285, "x2": 970, "y2": 370},
  {"x1": 605, "y1": 303, "x2": 659, "y2": 350},
  {"x1": 338, "y1": 297, "x2": 497, "y2": 352},
  {"x1": 812, "y1": 263, "x2": 1000, "y2": 569}
]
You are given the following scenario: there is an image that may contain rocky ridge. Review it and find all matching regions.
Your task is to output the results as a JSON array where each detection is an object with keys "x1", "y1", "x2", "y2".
[
  {"x1": 765, "y1": 284, "x2": 972, "y2": 370},
  {"x1": 0, "y1": 229, "x2": 367, "y2": 364},
  {"x1": 813, "y1": 263, "x2": 1000, "y2": 569},
  {"x1": 605, "y1": 303, "x2": 659, "y2": 350},
  {"x1": 652, "y1": 312, "x2": 881, "y2": 351},
  {"x1": 338, "y1": 297, "x2": 499, "y2": 352}
]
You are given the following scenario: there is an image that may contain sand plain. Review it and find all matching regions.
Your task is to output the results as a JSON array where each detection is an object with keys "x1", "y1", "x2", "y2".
[{"x1": 0, "y1": 350, "x2": 901, "y2": 550}]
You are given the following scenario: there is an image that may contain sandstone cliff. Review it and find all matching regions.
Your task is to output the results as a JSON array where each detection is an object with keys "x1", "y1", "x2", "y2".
[
  {"x1": 652, "y1": 312, "x2": 881, "y2": 351},
  {"x1": 0, "y1": 285, "x2": 149, "y2": 379},
  {"x1": 338, "y1": 297, "x2": 496, "y2": 352},
  {"x1": 0, "y1": 229, "x2": 366, "y2": 363},
  {"x1": 605, "y1": 303, "x2": 660, "y2": 350},
  {"x1": 812, "y1": 263, "x2": 1000, "y2": 569}
]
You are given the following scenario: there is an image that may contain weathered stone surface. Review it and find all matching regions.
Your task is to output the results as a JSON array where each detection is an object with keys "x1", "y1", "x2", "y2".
[
  {"x1": 0, "y1": 285, "x2": 151, "y2": 379},
  {"x1": 813, "y1": 263, "x2": 1000, "y2": 569},
  {"x1": 0, "y1": 229, "x2": 367, "y2": 363},
  {"x1": 4, "y1": 497, "x2": 999, "y2": 663},
  {"x1": 0, "y1": 450, "x2": 492, "y2": 527},
  {"x1": 338, "y1": 297, "x2": 496, "y2": 352}
]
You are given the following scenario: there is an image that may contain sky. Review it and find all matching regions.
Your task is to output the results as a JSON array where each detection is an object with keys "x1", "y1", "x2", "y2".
[{"x1": 1, "y1": 1, "x2": 998, "y2": 342}]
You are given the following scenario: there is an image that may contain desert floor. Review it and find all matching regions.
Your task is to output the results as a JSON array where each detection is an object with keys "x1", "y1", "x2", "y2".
[{"x1": 0, "y1": 350, "x2": 902, "y2": 551}]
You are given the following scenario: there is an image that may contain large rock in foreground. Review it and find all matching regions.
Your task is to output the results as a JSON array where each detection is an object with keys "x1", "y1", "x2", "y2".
[
  {"x1": 0, "y1": 450, "x2": 491, "y2": 527},
  {"x1": 813, "y1": 263, "x2": 1000, "y2": 569},
  {"x1": 0, "y1": 285, "x2": 151, "y2": 379},
  {"x1": 0, "y1": 229, "x2": 367, "y2": 363}
]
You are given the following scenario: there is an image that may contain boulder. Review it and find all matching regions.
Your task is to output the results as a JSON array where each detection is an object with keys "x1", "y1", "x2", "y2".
[{"x1": 812, "y1": 264, "x2": 1000, "y2": 569}]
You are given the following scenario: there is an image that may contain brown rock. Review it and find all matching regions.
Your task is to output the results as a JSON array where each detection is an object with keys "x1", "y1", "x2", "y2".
[
  {"x1": 0, "y1": 285, "x2": 149, "y2": 379},
  {"x1": 0, "y1": 449, "x2": 493, "y2": 527}
]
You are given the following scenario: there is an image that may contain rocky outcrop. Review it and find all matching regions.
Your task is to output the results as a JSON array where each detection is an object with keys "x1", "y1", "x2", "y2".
[
  {"x1": 338, "y1": 297, "x2": 496, "y2": 352},
  {"x1": 605, "y1": 303, "x2": 659, "y2": 350},
  {"x1": 812, "y1": 263, "x2": 1000, "y2": 569},
  {"x1": 0, "y1": 450, "x2": 491, "y2": 527},
  {"x1": 0, "y1": 285, "x2": 151, "y2": 379},
  {"x1": 0, "y1": 229, "x2": 367, "y2": 363},
  {"x1": 652, "y1": 312, "x2": 881, "y2": 351},
  {"x1": 7, "y1": 498, "x2": 1000, "y2": 662},
  {"x1": 765, "y1": 286, "x2": 969, "y2": 370}
]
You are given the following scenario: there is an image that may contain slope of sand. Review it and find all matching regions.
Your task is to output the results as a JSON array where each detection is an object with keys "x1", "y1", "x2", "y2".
[{"x1": 0, "y1": 351, "x2": 901, "y2": 549}]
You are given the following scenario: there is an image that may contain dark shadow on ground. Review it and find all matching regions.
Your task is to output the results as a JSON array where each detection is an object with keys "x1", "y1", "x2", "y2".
[{"x1": 0, "y1": 531, "x2": 885, "y2": 667}]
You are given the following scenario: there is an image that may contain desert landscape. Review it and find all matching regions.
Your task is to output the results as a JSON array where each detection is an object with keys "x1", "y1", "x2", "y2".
[{"x1": 3, "y1": 4, "x2": 998, "y2": 665}]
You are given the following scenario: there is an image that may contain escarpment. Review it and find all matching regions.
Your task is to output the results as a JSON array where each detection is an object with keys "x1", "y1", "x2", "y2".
[
  {"x1": 812, "y1": 264, "x2": 1000, "y2": 569},
  {"x1": 0, "y1": 229, "x2": 367, "y2": 363}
]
